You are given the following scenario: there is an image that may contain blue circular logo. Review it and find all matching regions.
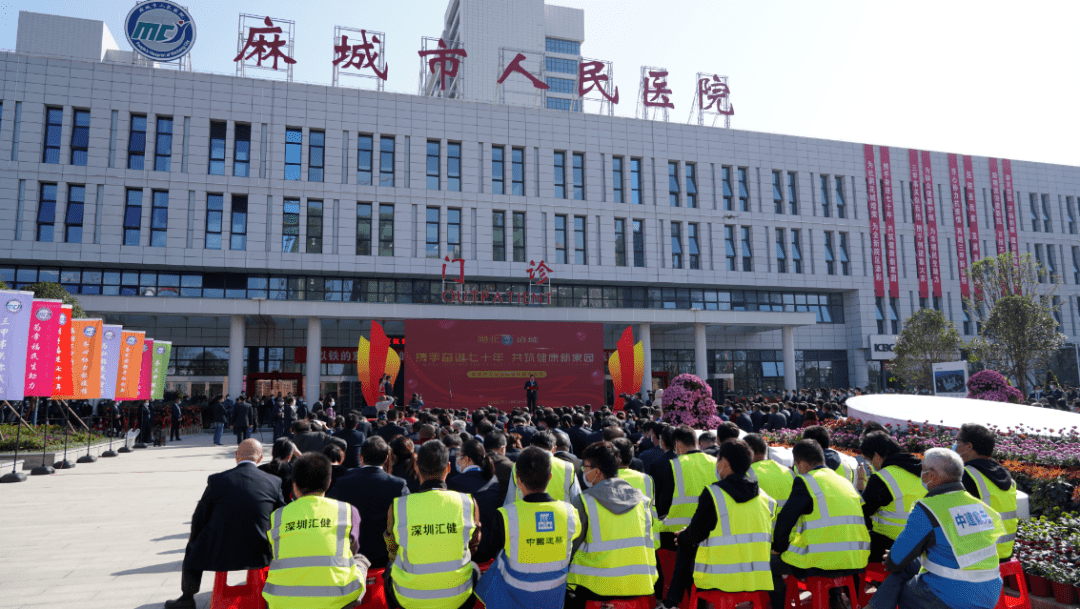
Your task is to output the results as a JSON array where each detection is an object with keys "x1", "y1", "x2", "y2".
[
  {"x1": 501, "y1": 335, "x2": 514, "y2": 346},
  {"x1": 124, "y1": 1, "x2": 197, "y2": 62},
  {"x1": 126, "y1": 336, "x2": 138, "y2": 345},
  {"x1": 6, "y1": 299, "x2": 22, "y2": 314},
  {"x1": 84, "y1": 326, "x2": 97, "y2": 338}
]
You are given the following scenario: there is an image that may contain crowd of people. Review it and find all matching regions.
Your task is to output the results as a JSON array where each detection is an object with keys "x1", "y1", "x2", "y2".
[{"x1": 163, "y1": 392, "x2": 1021, "y2": 609}]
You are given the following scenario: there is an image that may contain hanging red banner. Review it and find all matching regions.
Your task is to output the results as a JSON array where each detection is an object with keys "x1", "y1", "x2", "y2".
[
  {"x1": 137, "y1": 339, "x2": 154, "y2": 401},
  {"x1": 988, "y1": 159, "x2": 1007, "y2": 255},
  {"x1": 880, "y1": 147, "x2": 900, "y2": 298},
  {"x1": 52, "y1": 305, "x2": 74, "y2": 397},
  {"x1": 1002, "y1": 159, "x2": 1020, "y2": 264},
  {"x1": 24, "y1": 300, "x2": 62, "y2": 397},
  {"x1": 948, "y1": 154, "x2": 971, "y2": 298},
  {"x1": 863, "y1": 144, "x2": 885, "y2": 298},
  {"x1": 921, "y1": 151, "x2": 943, "y2": 298},
  {"x1": 963, "y1": 155, "x2": 982, "y2": 262},
  {"x1": 908, "y1": 150, "x2": 929, "y2": 299}
]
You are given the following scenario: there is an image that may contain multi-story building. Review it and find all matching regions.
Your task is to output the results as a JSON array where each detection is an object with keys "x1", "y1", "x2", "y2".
[{"x1": 2, "y1": 6, "x2": 1078, "y2": 406}]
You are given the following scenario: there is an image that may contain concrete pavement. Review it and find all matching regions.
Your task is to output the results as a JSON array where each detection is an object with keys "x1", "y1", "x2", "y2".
[{"x1": 0, "y1": 429, "x2": 277, "y2": 609}]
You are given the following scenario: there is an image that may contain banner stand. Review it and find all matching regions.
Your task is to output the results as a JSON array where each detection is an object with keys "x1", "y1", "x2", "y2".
[
  {"x1": 77, "y1": 416, "x2": 98, "y2": 463},
  {"x1": 58, "y1": 400, "x2": 89, "y2": 432},
  {"x1": 54, "y1": 421, "x2": 75, "y2": 470},
  {"x1": 117, "y1": 417, "x2": 132, "y2": 453},
  {"x1": 30, "y1": 411, "x2": 55, "y2": 476},
  {"x1": 101, "y1": 418, "x2": 118, "y2": 458},
  {"x1": 0, "y1": 420, "x2": 27, "y2": 483},
  {"x1": 2, "y1": 401, "x2": 33, "y2": 431}
]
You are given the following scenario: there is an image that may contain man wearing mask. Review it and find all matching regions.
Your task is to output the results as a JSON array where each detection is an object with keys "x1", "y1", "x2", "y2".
[
  {"x1": 955, "y1": 423, "x2": 1018, "y2": 562},
  {"x1": 859, "y1": 431, "x2": 925, "y2": 564}
]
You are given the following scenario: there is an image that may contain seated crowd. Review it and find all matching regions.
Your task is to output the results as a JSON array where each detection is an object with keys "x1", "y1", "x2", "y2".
[{"x1": 167, "y1": 399, "x2": 1018, "y2": 609}]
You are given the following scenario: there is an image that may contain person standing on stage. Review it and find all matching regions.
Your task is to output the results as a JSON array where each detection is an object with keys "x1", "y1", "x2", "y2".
[{"x1": 524, "y1": 375, "x2": 539, "y2": 409}]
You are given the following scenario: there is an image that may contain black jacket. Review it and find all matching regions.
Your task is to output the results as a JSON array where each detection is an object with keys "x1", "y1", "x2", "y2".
[
  {"x1": 183, "y1": 462, "x2": 285, "y2": 572},
  {"x1": 170, "y1": 403, "x2": 182, "y2": 421},
  {"x1": 862, "y1": 453, "x2": 922, "y2": 526},
  {"x1": 332, "y1": 428, "x2": 366, "y2": 469},
  {"x1": 962, "y1": 457, "x2": 1015, "y2": 497},
  {"x1": 327, "y1": 465, "x2": 410, "y2": 568},
  {"x1": 376, "y1": 423, "x2": 409, "y2": 442},
  {"x1": 567, "y1": 425, "x2": 591, "y2": 456},
  {"x1": 231, "y1": 402, "x2": 255, "y2": 429},
  {"x1": 734, "y1": 413, "x2": 754, "y2": 433},
  {"x1": 489, "y1": 453, "x2": 515, "y2": 501},
  {"x1": 293, "y1": 430, "x2": 331, "y2": 454},
  {"x1": 211, "y1": 401, "x2": 227, "y2": 424}
]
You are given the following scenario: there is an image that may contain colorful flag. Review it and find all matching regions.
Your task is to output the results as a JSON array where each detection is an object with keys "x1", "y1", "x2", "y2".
[
  {"x1": 64, "y1": 319, "x2": 103, "y2": 400},
  {"x1": 0, "y1": 291, "x2": 36, "y2": 400},
  {"x1": 150, "y1": 341, "x2": 172, "y2": 400},
  {"x1": 137, "y1": 339, "x2": 154, "y2": 401},
  {"x1": 52, "y1": 305, "x2": 74, "y2": 397},
  {"x1": 24, "y1": 299, "x2": 62, "y2": 397},
  {"x1": 357, "y1": 321, "x2": 400, "y2": 407},
  {"x1": 99, "y1": 325, "x2": 123, "y2": 400},
  {"x1": 607, "y1": 326, "x2": 644, "y2": 411},
  {"x1": 116, "y1": 331, "x2": 145, "y2": 400}
]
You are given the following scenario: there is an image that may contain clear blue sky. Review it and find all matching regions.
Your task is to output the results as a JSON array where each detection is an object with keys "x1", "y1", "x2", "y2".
[{"x1": 2, "y1": 0, "x2": 1077, "y2": 166}]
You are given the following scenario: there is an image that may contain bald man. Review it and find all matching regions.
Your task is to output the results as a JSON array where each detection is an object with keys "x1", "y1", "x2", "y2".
[{"x1": 166, "y1": 439, "x2": 286, "y2": 609}]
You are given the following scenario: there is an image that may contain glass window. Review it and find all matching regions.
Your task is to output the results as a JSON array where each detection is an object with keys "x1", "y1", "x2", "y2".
[
  {"x1": 819, "y1": 175, "x2": 831, "y2": 218},
  {"x1": 615, "y1": 218, "x2": 627, "y2": 267},
  {"x1": 37, "y1": 183, "x2": 57, "y2": 242},
  {"x1": 722, "y1": 166, "x2": 733, "y2": 211},
  {"x1": 128, "y1": 115, "x2": 147, "y2": 170},
  {"x1": 512, "y1": 148, "x2": 525, "y2": 196},
  {"x1": 1072, "y1": 246, "x2": 1080, "y2": 284},
  {"x1": 123, "y1": 188, "x2": 142, "y2": 245},
  {"x1": 512, "y1": 211, "x2": 526, "y2": 262},
  {"x1": 572, "y1": 152, "x2": 585, "y2": 200},
  {"x1": 738, "y1": 167, "x2": 750, "y2": 212},
  {"x1": 65, "y1": 185, "x2": 84, "y2": 244},
  {"x1": 356, "y1": 203, "x2": 372, "y2": 256},
  {"x1": 671, "y1": 222, "x2": 683, "y2": 268},
  {"x1": 545, "y1": 57, "x2": 578, "y2": 74},
  {"x1": 1030, "y1": 194, "x2": 1040, "y2": 232},
  {"x1": 209, "y1": 121, "x2": 227, "y2": 175},
  {"x1": 1046, "y1": 244, "x2": 1057, "y2": 282},
  {"x1": 554, "y1": 152, "x2": 566, "y2": 198},
  {"x1": 546, "y1": 98, "x2": 579, "y2": 112},
  {"x1": 835, "y1": 176, "x2": 846, "y2": 218},
  {"x1": 787, "y1": 172, "x2": 799, "y2": 215},
  {"x1": 791, "y1": 228, "x2": 802, "y2": 274},
  {"x1": 154, "y1": 116, "x2": 172, "y2": 172},
  {"x1": 669, "y1": 161, "x2": 680, "y2": 207},
  {"x1": 357, "y1": 134, "x2": 373, "y2": 185},
  {"x1": 282, "y1": 198, "x2": 300, "y2": 253},
  {"x1": 775, "y1": 228, "x2": 787, "y2": 273},
  {"x1": 306, "y1": 200, "x2": 323, "y2": 253},
  {"x1": 772, "y1": 171, "x2": 783, "y2": 214},
  {"x1": 379, "y1": 204, "x2": 394, "y2": 256},
  {"x1": 838, "y1": 232, "x2": 850, "y2": 276},
  {"x1": 824, "y1": 231, "x2": 835, "y2": 275},
  {"x1": 492, "y1": 146, "x2": 505, "y2": 195},
  {"x1": 545, "y1": 77, "x2": 575, "y2": 94},
  {"x1": 686, "y1": 164, "x2": 698, "y2": 208},
  {"x1": 1066, "y1": 196, "x2": 1077, "y2": 235},
  {"x1": 492, "y1": 211, "x2": 506, "y2": 261},
  {"x1": 889, "y1": 297, "x2": 900, "y2": 334},
  {"x1": 688, "y1": 223, "x2": 700, "y2": 269},
  {"x1": 70, "y1": 109, "x2": 90, "y2": 166},
  {"x1": 233, "y1": 123, "x2": 250, "y2": 177},
  {"x1": 230, "y1": 195, "x2": 248, "y2": 251},
  {"x1": 725, "y1": 225, "x2": 736, "y2": 271},
  {"x1": 284, "y1": 128, "x2": 302, "y2": 180},
  {"x1": 150, "y1": 190, "x2": 168, "y2": 247},
  {"x1": 633, "y1": 220, "x2": 645, "y2": 268},
  {"x1": 43, "y1": 107, "x2": 62, "y2": 164},
  {"x1": 426, "y1": 207, "x2": 440, "y2": 258},
  {"x1": 205, "y1": 194, "x2": 223, "y2": 250},
  {"x1": 308, "y1": 131, "x2": 324, "y2": 182},
  {"x1": 555, "y1": 215, "x2": 567, "y2": 264},
  {"x1": 426, "y1": 140, "x2": 440, "y2": 190},
  {"x1": 447, "y1": 208, "x2": 461, "y2": 259},
  {"x1": 544, "y1": 38, "x2": 581, "y2": 55},
  {"x1": 448, "y1": 142, "x2": 461, "y2": 192},
  {"x1": 1042, "y1": 194, "x2": 1053, "y2": 232},
  {"x1": 574, "y1": 216, "x2": 587, "y2": 265},
  {"x1": 631, "y1": 158, "x2": 643, "y2": 205},
  {"x1": 741, "y1": 226, "x2": 753, "y2": 272},
  {"x1": 613, "y1": 157, "x2": 624, "y2": 203},
  {"x1": 380, "y1": 136, "x2": 395, "y2": 187}
]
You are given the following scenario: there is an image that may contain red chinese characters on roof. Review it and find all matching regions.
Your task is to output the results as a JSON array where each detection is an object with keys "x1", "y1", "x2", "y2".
[
  {"x1": 642, "y1": 70, "x2": 674, "y2": 109},
  {"x1": 234, "y1": 17, "x2": 296, "y2": 70},
  {"x1": 419, "y1": 38, "x2": 467, "y2": 91},
  {"x1": 497, "y1": 53, "x2": 549, "y2": 90},
  {"x1": 333, "y1": 30, "x2": 387, "y2": 80},
  {"x1": 578, "y1": 61, "x2": 619, "y2": 103},
  {"x1": 527, "y1": 260, "x2": 552, "y2": 285},
  {"x1": 697, "y1": 75, "x2": 733, "y2": 115}
]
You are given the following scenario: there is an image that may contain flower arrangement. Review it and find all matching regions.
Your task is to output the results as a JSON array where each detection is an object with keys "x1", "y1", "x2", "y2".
[
  {"x1": 1015, "y1": 511, "x2": 1080, "y2": 588},
  {"x1": 966, "y1": 369, "x2": 1024, "y2": 403},
  {"x1": 659, "y1": 373, "x2": 723, "y2": 431}
]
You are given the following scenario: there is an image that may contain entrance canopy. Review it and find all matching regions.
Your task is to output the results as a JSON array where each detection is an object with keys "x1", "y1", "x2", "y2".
[{"x1": 847, "y1": 394, "x2": 1079, "y2": 436}]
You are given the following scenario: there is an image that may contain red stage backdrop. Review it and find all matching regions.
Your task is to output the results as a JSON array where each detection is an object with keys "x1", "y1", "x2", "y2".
[{"x1": 404, "y1": 320, "x2": 605, "y2": 411}]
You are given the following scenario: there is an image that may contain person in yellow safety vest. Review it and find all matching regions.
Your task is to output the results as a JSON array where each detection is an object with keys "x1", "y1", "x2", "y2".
[
  {"x1": 263, "y1": 452, "x2": 369, "y2": 609},
  {"x1": 384, "y1": 440, "x2": 482, "y2": 609},
  {"x1": 858, "y1": 431, "x2": 926, "y2": 563},
  {"x1": 655, "y1": 426, "x2": 718, "y2": 534},
  {"x1": 743, "y1": 433, "x2": 795, "y2": 515},
  {"x1": 656, "y1": 439, "x2": 776, "y2": 609},
  {"x1": 612, "y1": 438, "x2": 660, "y2": 551},
  {"x1": 566, "y1": 441, "x2": 658, "y2": 609},
  {"x1": 955, "y1": 423, "x2": 1019, "y2": 562},
  {"x1": 801, "y1": 425, "x2": 858, "y2": 488},
  {"x1": 504, "y1": 430, "x2": 582, "y2": 506},
  {"x1": 475, "y1": 447, "x2": 582, "y2": 609},
  {"x1": 770, "y1": 440, "x2": 870, "y2": 609},
  {"x1": 865, "y1": 448, "x2": 1005, "y2": 609}
]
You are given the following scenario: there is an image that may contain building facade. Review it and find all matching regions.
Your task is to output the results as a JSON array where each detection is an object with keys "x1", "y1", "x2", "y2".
[{"x1": 1, "y1": 8, "x2": 1078, "y2": 406}]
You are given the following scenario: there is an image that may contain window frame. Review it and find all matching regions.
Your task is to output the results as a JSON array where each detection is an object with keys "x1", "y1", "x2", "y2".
[
  {"x1": 426, "y1": 140, "x2": 441, "y2": 191},
  {"x1": 573, "y1": 215, "x2": 588, "y2": 265},
  {"x1": 233, "y1": 123, "x2": 251, "y2": 177},
  {"x1": 669, "y1": 161, "x2": 680, "y2": 207},
  {"x1": 70, "y1": 109, "x2": 90, "y2": 166},
  {"x1": 357, "y1": 134, "x2": 373, "y2": 185},
  {"x1": 154, "y1": 116, "x2": 173, "y2": 172},
  {"x1": 554, "y1": 151, "x2": 567, "y2": 199},
  {"x1": 128, "y1": 114, "x2": 147, "y2": 170},
  {"x1": 379, "y1": 204, "x2": 395, "y2": 257},
  {"x1": 425, "y1": 207, "x2": 440, "y2": 258},
  {"x1": 37, "y1": 183, "x2": 57, "y2": 242},
  {"x1": 492, "y1": 146, "x2": 505, "y2": 195},
  {"x1": 614, "y1": 218, "x2": 627, "y2": 267},
  {"x1": 308, "y1": 130, "x2": 325, "y2": 182},
  {"x1": 512, "y1": 211, "x2": 526, "y2": 262},
  {"x1": 150, "y1": 190, "x2": 168, "y2": 247},
  {"x1": 42, "y1": 107, "x2": 63, "y2": 164},
  {"x1": 205, "y1": 194, "x2": 224, "y2": 250},
  {"x1": 209, "y1": 121, "x2": 227, "y2": 175},
  {"x1": 64, "y1": 184, "x2": 85, "y2": 244},
  {"x1": 230, "y1": 195, "x2": 248, "y2": 251},
  {"x1": 613, "y1": 156, "x2": 624, "y2": 203},
  {"x1": 356, "y1": 202, "x2": 372, "y2": 256},
  {"x1": 282, "y1": 198, "x2": 300, "y2": 253},
  {"x1": 555, "y1": 215, "x2": 568, "y2": 264},
  {"x1": 306, "y1": 199, "x2": 323, "y2": 253},
  {"x1": 492, "y1": 210, "x2": 506, "y2": 261},
  {"x1": 284, "y1": 128, "x2": 302, "y2": 181},
  {"x1": 123, "y1": 188, "x2": 143, "y2": 246}
]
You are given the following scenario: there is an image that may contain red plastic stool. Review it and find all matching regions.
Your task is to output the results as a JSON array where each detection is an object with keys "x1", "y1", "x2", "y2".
[
  {"x1": 656, "y1": 550, "x2": 694, "y2": 609},
  {"x1": 359, "y1": 568, "x2": 388, "y2": 609},
  {"x1": 857, "y1": 562, "x2": 888, "y2": 607},
  {"x1": 996, "y1": 560, "x2": 1031, "y2": 609},
  {"x1": 210, "y1": 568, "x2": 269, "y2": 609},
  {"x1": 584, "y1": 596, "x2": 655, "y2": 609},
  {"x1": 690, "y1": 585, "x2": 771, "y2": 609},
  {"x1": 478, "y1": 559, "x2": 495, "y2": 573},
  {"x1": 784, "y1": 574, "x2": 862, "y2": 609}
]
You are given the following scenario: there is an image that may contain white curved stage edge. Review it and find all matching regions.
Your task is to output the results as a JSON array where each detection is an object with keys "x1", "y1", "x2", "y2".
[{"x1": 847, "y1": 394, "x2": 1079, "y2": 436}]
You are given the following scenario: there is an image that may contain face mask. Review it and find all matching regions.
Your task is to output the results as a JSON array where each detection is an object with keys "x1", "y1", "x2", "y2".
[
  {"x1": 920, "y1": 471, "x2": 931, "y2": 491},
  {"x1": 951, "y1": 443, "x2": 958, "y2": 452},
  {"x1": 583, "y1": 468, "x2": 596, "y2": 488}
]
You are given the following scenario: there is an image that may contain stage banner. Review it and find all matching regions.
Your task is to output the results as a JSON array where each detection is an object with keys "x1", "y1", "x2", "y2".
[
  {"x1": 116, "y1": 331, "x2": 145, "y2": 400},
  {"x1": 863, "y1": 145, "x2": 886, "y2": 297},
  {"x1": 988, "y1": 159, "x2": 1007, "y2": 255},
  {"x1": 53, "y1": 305, "x2": 74, "y2": 397},
  {"x1": 99, "y1": 325, "x2": 123, "y2": 400},
  {"x1": 880, "y1": 147, "x2": 900, "y2": 298},
  {"x1": 150, "y1": 341, "x2": 172, "y2": 399},
  {"x1": 66, "y1": 319, "x2": 103, "y2": 399},
  {"x1": 24, "y1": 299, "x2": 62, "y2": 397},
  {"x1": 1003, "y1": 159, "x2": 1020, "y2": 264},
  {"x1": 921, "y1": 151, "x2": 943, "y2": 298},
  {"x1": 948, "y1": 154, "x2": 971, "y2": 298},
  {"x1": 908, "y1": 150, "x2": 929, "y2": 299},
  {"x1": 137, "y1": 339, "x2": 154, "y2": 400},
  {"x1": 404, "y1": 320, "x2": 604, "y2": 411},
  {"x1": 963, "y1": 155, "x2": 982, "y2": 262},
  {"x1": 607, "y1": 326, "x2": 644, "y2": 411},
  {"x1": 0, "y1": 291, "x2": 36, "y2": 400}
]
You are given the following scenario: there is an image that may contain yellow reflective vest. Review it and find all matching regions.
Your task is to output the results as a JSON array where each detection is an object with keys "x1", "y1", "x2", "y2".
[
  {"x1": 693, "y1": 485, "x2": 776, "y2": 593},
  {"x1": 869, "y1": 465, "x2": 927, "y2": 540},
  {"x1": 568, "y1": 480, "x2": 658, "y2": 596},
  {"x1": 619, "y1": 467, "x2": 660, "y2": 550},
  {"x1": 391, "y1": 490, "x2": 476, "y2": 609},
  {"x1": 917, "y1": 490, "x2": 1004, "y2": 583},
  {"x1": 750, "y1": 459, "x2": 795, "y2": 512},
  {"x1": 782, "y1": 468, "x2": 870, "y2": 571},
  {"x1": 966, "y1": 465, "x2": 1018, "y2": 560},
  {"x1": 660, "y1": 452, "x2": 717, "y2": 532},
  {"x1": 507, "y1": 457, "x2": 577, "y2": 503}
]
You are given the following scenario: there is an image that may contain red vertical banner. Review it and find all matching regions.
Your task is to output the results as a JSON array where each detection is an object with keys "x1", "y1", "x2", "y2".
[
  {"x1": 948, "y1": 154, "x2": 971, "y2": 298},
  {"x1": 137, "y1": 339, "x2": 154, "y2": 400},
  {"x1": 24, "y1": 300, "x2": 62, "y2": 397},
  {"x1": 921, "y1": 151, "x2": 943, "y2": 298},
  {"x1": 988, "y1": 159, "x2": 1007, "y2": 255},
  {"x1": 864, "y1": 144, "x2": 885, "y2": 297},
  {"x1": 52, "y1": 305, "x2": 74, "y2": 397},
  {"x1": 1002, "y1": 159, "x2": 1020, "y2": 264},
  {"x1": 963, "y1": 155, "x2": 982, "y2": 262},
  {"x1": 908, "y1": 150, "x2": 929, "y2": 299},
  {"x1": 879, "y1": 147, "x2": 900, "y2": 298}
]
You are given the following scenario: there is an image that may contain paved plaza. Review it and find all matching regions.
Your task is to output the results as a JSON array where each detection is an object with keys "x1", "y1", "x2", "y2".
[{"x1": 1, "y1": 431, "x2": 268, "y2": 609}]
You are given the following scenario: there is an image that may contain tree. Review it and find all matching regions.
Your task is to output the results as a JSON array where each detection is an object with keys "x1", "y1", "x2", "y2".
[
  {"x1": 891, "y1": 308, "x2": 963, "y2": 390},
  {"x1": 24, "y1": 282, "x2": 86, "y2": 318}
]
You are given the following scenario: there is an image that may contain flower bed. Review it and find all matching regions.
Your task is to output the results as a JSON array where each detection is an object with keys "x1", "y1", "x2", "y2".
[{"x1": 1015, "y1": 512, "x2": 1080, "y2": 593}]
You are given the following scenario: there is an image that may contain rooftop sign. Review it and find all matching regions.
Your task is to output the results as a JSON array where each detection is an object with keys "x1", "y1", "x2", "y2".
[{"x1": 125, "y1": 1, "x2": 196, "y2": 62}]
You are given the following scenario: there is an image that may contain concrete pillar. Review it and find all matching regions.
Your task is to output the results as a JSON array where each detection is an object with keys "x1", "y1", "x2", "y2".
[
  {"x1": 639, "y1": 323, "x2": 652, "y2": 395},
  {"x1": 228, "y1": 315, "x2": 245, "y2": 399},
  {"x1": 694, "y1": 323, "x2": 708, "y2": 381},
  {"x1": 782, "y1": 326, "x2": 797, "y2": 391},
  {"x1": 306, "y1": 317, "x2": 322, "y2": 406}
]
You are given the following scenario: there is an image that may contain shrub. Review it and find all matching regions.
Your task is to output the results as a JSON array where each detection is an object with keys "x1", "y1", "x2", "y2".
[
  {"x1": 658, "y1": 373, "x2": 722, "y2": 431},
  {"x1": 967, "y1": 369, "x2": 1023, "y2": 403}
]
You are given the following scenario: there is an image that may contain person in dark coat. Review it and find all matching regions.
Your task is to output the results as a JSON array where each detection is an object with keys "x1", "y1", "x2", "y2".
[
  {"x1": 447, "y1": 439, "x2": 502, "y2": 563},
  {"x1": 765, "y1": 404, "x2": 789, "y2": 431},
  {"x1": 139, "y1": 401, "x2": 153, "y2": 443},
  {"x1": 332, "y1": 414, "x2": 367, "y2": 469},
  {"x1": 230, "y1": 399, "x2": 254, "y2": 444},
  {"x1": 567, "y1": 413, "x2": 591, "y2": 456},
  {"x1": 165, "y1": 439, "x2": 285, "y2": 609},
  {"x1": 375, "y1": 409, "x2": 409, "y2": 442},
  {"x1": 282, "y1": 397, "x2": 297, "y2": 436},
  {"x1": 210, "y1": 397, "x2": 227, "y2": 445},
  {"x1": 554, "y1": 432, "x2": 586, "y2": 489},
  {"x1": 484, "y1": 431, "x2": 516, "y2": 502},
  {"x1": 523, "y1": 374, "x2": 539, "y2": 409},
  {"x1": 291, "y1": 419, "x2": 331, "y2": 453},
  {"x1": 733, "y1": 408, "x2": 755, "y2": 433},
  {"x1": 169, "y1": 398, "x2": 183, "y2": 441},
  {"x1": 326, "y1": 436, "x2": 410, "y2": 568}
]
